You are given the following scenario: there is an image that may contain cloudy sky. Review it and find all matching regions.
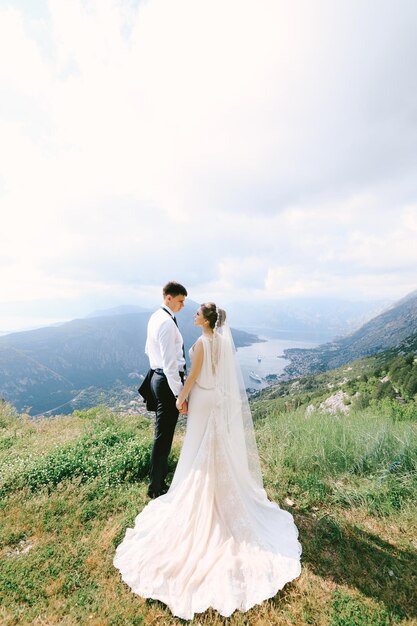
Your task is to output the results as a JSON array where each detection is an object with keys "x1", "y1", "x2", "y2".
[{"x1": 1, "y1": 0, "x2": 417, "y2": 331}]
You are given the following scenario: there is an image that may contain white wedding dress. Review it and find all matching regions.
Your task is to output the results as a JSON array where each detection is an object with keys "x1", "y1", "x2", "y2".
[{"x1": 114, "y1": 332, "x2": 302, "y2": 620}]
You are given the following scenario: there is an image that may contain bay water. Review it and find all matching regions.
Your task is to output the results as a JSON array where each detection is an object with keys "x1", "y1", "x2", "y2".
[{"x1": 235, "y1": 328, "x2": 330, "y2": 390}]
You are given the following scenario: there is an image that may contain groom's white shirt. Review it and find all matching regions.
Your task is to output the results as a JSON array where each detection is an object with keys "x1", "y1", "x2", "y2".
[{"x1": 145, "y1": 305, "x2": 185, "y2": 397}]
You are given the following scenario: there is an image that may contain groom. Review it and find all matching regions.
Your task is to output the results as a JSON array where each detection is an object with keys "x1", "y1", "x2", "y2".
[{"x1": 145, "y1": 281, "x2": 188, "y2": 498}]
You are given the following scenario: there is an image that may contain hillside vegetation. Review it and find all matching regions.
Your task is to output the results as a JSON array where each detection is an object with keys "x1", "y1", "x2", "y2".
[
  {"x1": 258, "y1": 333, "x2": 417, "y2": 415},
  {"x1": 0, "y1": 385, "x2": 416, "y2": 625}
]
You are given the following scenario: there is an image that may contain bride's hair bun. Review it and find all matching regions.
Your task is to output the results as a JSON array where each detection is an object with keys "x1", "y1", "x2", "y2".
[
  {"x1": 200, "y1": 302, "x2": 217, "y2": 329},
  {"x1": 201, "y1": 303, "x2": 226, "y2": 329}
]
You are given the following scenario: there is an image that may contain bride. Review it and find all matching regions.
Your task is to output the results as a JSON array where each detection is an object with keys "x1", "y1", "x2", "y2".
[{"x1": 113, "y1": 303, "x2": 302, "y2": 620}]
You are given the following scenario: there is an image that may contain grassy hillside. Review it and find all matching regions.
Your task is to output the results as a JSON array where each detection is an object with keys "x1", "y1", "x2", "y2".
[
  {"x1": 257, "y1": 337, "x2": 417, "y2": 413},
  {"x1": 0, "y1": 397, "x2": 416, "y2": 625}
]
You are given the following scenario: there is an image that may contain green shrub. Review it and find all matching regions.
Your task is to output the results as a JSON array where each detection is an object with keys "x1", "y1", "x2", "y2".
[
  {"x1": 389, "y1": 354, "x2": 417, "y2": 399},
  {"x1": 351, "y1": 392, "x2": 371, "y2": 410},
  {"x1": 0, "y1": 426, "x2": 152, "y2": 495},
  {"x1": 72, "y1": 405, "x2": 111, "y2": 420},
  {"x1": 373, "y1": 398, "x2": 417, "y2": 421},
  {"x1": 372, "y1": 381, "x2": 396, "y2": 401},
  {"x1": 0, "y1": 401, "x2": 19, "y2": 429}
]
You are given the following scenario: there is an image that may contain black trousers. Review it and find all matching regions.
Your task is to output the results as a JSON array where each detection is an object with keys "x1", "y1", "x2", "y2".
[{"x1": 149, "y1": 371, "x2": 179, "y2": 491}]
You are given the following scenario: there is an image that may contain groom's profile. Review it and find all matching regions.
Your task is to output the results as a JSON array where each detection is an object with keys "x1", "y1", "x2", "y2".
[{"x1": 144, "y1": 281, "x2": 187, "y2": 498}]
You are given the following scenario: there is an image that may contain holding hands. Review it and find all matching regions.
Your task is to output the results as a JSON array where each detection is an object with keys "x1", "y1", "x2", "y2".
[{"x1": 176, "y1": 398, "x2": 188, "y2": 415}]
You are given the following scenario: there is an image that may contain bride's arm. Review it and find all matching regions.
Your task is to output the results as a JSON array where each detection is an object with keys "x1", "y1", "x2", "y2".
[{"x1": 175, "y1": 339, "x2": 204, "y2": 410}]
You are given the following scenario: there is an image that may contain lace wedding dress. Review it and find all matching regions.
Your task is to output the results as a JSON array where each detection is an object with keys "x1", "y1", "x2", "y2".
[{"x1": 114, "y1": 329, "x2": 302, "y2": 620}]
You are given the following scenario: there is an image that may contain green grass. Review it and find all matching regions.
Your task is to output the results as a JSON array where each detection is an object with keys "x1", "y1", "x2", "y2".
[
  {"x1": 329, "y1": 590, "x2": 391, "y2": 626},
  {"x1": 0, "y1": 424, "x2": 152, "y2": 496},
  {"x1": 0, "y1": 399, "x2": 416, "y2": 625}
]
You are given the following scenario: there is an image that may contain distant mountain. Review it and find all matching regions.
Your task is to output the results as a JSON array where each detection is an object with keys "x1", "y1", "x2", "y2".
[
  {"x1": 225, "y1": 297, "x2": 386, "y2": 338},
  {"x1": 282, "y1": 289, "x2": 417, "y2": 377},
  {"x1": 86, "y1": 305, "x2": 152, "y2": 318},
  {"x1": 0, "y1": 300, "x2": 259, "y2": 415}
]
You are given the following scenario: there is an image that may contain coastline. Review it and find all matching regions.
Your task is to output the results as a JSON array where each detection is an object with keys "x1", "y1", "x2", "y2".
[{"x1": 235, "y1": 330, "x2": 328, "y2": 394}]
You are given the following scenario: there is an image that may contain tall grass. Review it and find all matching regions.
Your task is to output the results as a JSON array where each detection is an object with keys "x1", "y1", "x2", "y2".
[{"x1": 255, "y1": 403, "x2": 417, "y2": 514}]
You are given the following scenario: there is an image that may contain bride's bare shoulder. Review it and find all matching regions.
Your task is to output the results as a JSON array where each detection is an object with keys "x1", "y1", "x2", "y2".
[{"x1": 191, "y1": 336, "x2": 204, "y2": 351}]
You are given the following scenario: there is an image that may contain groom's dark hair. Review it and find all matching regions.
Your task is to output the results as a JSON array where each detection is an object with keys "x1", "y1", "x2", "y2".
[{"x1": 163, "y1": 281, "x2": 188, "y2": 297}]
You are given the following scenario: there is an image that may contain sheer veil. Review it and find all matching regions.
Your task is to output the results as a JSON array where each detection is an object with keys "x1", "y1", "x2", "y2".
[{"x1": 212, "y1": 317, "x2": 263, "y2": 489}]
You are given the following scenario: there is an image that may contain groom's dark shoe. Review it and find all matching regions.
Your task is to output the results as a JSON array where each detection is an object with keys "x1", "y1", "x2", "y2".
[
  {"x1": 160, "y1": 481, "x2": 169, "y2": 494},
  {"x1": 147, "y1": 482, "x2": 169, "y2": 499}
]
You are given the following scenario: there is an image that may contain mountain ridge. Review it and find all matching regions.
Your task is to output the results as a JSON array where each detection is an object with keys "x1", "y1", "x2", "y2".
[
  {"x1": 282, "y1": 289, "x2": 417, "y2": 378},
  {"x1": 0, "y1": 302, "x2": 259, "y2": 415}
]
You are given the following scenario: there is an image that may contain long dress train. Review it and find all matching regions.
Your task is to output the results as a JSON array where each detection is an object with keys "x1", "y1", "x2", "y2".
[{"x1": 113, "y1": 335, "x2": 301, "y2": 620}]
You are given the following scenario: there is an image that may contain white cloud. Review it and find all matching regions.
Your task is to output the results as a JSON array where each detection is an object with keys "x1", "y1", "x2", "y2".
[
  {"x1": 0, "y1": 0, "x2": 417, "y2": 329},
  {"x1": 264, "y1": 265, "x2": 416, "y2": 301}
]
